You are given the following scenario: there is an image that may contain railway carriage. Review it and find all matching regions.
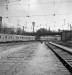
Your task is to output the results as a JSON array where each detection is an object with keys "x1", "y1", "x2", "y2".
[
  {"x1": 0, "y1": 33, "x2": 35, "y2": 42},
  {"x1": 40, "y1": 36, "x2": 56, "y2": 41}
]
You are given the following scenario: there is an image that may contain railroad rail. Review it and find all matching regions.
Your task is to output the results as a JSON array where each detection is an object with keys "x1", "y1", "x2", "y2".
[
  {"x1": 53, "y1": 41, "x2": 72, "y2": 48},
  {"x1": 45, "y1": 42, "x2": 72, "y2": 74},
  {"x1": 0, "y1": 43, "x2": 37, "y2": 75},
  {"x1": 49, "y1": 42, "x2": 72, "y2": 54}
]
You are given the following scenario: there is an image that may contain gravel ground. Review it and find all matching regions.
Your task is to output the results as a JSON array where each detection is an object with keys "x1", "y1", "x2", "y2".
[
  {"x1": 0, "y1": 42, "x2": 38, "y2": 75},
  {"x1": 0, "y1": 42, "x2": 35, "y2": 52},
  {"x1": 0, "y1": 42, "x2": 71, "y2": 75}
]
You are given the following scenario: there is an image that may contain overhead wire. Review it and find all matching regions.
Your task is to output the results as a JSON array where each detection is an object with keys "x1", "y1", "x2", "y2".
[
  {"x1": 1, "y1": 0, "x2": 72, "y2": 3},
  {"x1": 50, "y1": 0, "x2": 63, "y2": 27},
  {"x1": 16, "y1": 0, "x2": 28, "y2": 16},
  {"x1": 1, "y1": 0, "x2": 72, "y2": 17},
  {"x1": 28, "y1": 0, "x2": 30, "y2": 16},
  {"x1": 49, "y1": 0, "x2": 55, "y2": 27},
  {"x1": 1, "y1": 0, "x2": 72, "y2": 6},
  {"x1": 0, "y1": 0, "x2": 72, "y2": 16},
  {"x1": 53, "y1": 0, "x2": 63, "y2": 29},
  {"x1": 1, "y1": 0, "x2": 72, "y2": 29},
  {"x1": 55, "y1": 0, "x2": 63, "y2": 15}
]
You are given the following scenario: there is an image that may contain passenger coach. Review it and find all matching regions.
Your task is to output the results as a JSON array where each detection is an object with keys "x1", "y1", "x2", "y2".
[{"x1": 0, "y1": 33, "x2": 35, "y2": 42}]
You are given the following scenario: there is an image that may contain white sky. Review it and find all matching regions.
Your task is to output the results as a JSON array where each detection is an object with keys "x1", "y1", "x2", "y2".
[{"x1": 0, "y1": 0, "x2": 72, "y2": 32}]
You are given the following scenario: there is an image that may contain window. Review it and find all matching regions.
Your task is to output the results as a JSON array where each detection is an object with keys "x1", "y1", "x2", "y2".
[
  {"x1": 5, "y1": 36, "x2": 7, "y2": 39},
  {"x1": 0, "y1": 36, "x2": 1, "y2": 39},
  {"x1": 20, "y1": 37, "x2": 22, "y2": 39},
  {"x1": 11, "y1": 36, "x2": 12, "y2": 39},
  {"x1": 22, "y1": 37, "x2": 23, "y2": 39},
  {"x1": 16, "y1": 36, "x2": 19, "y2": 39},
  {"x1": 3, "y1": 37, "x2": 4, "y2": 39}
]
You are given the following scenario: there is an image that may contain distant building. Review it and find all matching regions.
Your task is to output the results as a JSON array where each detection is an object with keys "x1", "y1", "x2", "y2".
[
  {"x1": 70, "y1": 24, "x2": 72, "y2": 31},
  {"x1": 62, "y1": 30, "x2": 72, "y2": 41},
  {"x1": 1, "y1": 27, "x2": 14, "y2": 34},
  {"x1": 6, "y1": 28, "x2": 14, "y2": 34}
]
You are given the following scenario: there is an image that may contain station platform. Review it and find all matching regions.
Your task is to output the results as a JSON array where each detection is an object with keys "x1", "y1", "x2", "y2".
[
  {"x1": 15, "y1": 42, "x2": 70, "y2": 75},
  {"x1": 49, "y1": 42, "x2": 72, "y2": 53}
]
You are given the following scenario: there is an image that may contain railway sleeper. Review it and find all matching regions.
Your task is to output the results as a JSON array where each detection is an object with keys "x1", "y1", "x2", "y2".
[{"x1": 45, "y1": 43, "x2": 72, "y2": 74}]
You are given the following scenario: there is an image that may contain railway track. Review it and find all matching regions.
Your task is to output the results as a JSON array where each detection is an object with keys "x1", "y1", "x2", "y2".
[
  {"x1": 0, "y1": 43, "x2": 37, "y2": 75},
  {"x1": 53, "y1": 41, "x2": 72, "y2": 48},
  {"x1": 7, "y1": 47, "x2": 35, "y2": 75},
  {"x1": 0, "y1": 42, "x2": 35, "y2": 52},
  {"x1": 45, "y1": 42, "x2": 72, "y2": 74}
]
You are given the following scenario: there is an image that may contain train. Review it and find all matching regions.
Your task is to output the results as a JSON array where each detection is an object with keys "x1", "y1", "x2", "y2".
[
  {"x1": 0, "y1": 33, "x2": 61, "y2": 43},
  {"x1": 40, "y1": 35, "x2": 61, "y2": 41},
  {"x1": 0, "y1": 33, "x2": 35, "y2": 42}
]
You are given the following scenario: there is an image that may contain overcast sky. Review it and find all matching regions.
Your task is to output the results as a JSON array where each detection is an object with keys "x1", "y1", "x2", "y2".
[{"x1": 0, "y1": 0, "x2": 72, "y2": 32}]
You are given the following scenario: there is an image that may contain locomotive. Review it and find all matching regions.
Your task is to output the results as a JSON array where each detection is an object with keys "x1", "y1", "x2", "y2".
[{"x1": 0, "y1": 33, "x2": 35, "y2": 42}]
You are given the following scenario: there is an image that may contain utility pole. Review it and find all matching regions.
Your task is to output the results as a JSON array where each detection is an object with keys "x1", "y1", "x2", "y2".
[
  {"x1": 5, "y1": 0, "x2": 9, "y2": 18},
  {"x1": 53, "y1": 21, "x2": 55, "y2": 31},
  {"x1": 49, "y1": 26, "x2": 50, "y2": 31},
  {"x1": 23, "y1": 26, "x2": 24, "y2": 34},
  {"x1": 54, "y1": 21, "x2": 55, "y2": 27},
  {"x1": 26, "y1": 21, "x2": 27, "y2": 28},
  {"x1": 70, "y1": 24, "x2": 72, "y2": 31},
  {"x1": 0, "y1": 17, "x2": 2, "y2": 33},
  {"x1": 17, "y1": 19, "x2": 20, "y2": 27},
  {"x1": 68, "y1": 22, "x2": 70, "y2": 30},
  {"x1": 32, "y1": 22, "x2": 35, "y2": 33},
  {"x1": 68, "y1": 22, "x2": 72, "y2": 30},
  {"x1": 64, "y1": 19, "x2": 65, "y2": 25},
  {"x1": 46, "y1": 24, "x2": 47, "y2": 30}
]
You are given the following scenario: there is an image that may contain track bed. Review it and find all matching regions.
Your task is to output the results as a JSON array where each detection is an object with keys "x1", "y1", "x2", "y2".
[{"x1": 45, "y1": 42, "x2": 72, "y2": 74}]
